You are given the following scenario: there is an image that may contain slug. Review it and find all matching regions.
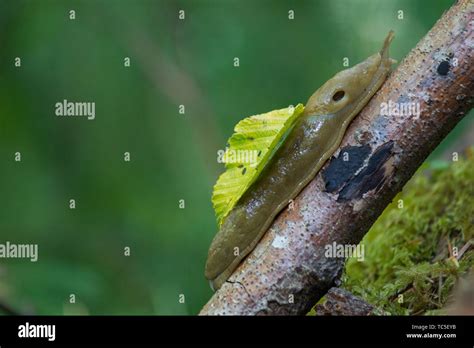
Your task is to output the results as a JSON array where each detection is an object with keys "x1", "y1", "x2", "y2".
[{"x1": 205, "y1": 31, "x2": 396, "y2": 290}]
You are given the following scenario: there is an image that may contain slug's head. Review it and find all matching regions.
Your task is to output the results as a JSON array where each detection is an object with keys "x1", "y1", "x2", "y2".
[{"x1": 303, "y1": 31, "x2": 396, "y2": 116}]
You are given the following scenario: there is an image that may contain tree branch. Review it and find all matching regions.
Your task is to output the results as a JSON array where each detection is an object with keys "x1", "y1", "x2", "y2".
[
  {"x1": 314, "y1": 288, "x2": 380, "y2": 316},
  {"x1": 200, "y1": 0, "x2": 474, "y2": 315}
]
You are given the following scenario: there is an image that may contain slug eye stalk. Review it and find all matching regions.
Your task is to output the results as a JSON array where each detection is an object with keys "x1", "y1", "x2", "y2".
[{"x1": 303, "y1": 30, "x2": 396, "y2": 117}]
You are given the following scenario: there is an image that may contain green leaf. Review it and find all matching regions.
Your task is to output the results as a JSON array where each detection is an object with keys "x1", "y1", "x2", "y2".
[{"x1": 212, "y1": 104, "x2": 305, "y2": 226}]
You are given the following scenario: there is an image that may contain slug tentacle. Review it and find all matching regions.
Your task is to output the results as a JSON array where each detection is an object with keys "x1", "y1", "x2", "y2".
[{"x1": 205, "y1": 31, "x2": 396, "y2": 290}]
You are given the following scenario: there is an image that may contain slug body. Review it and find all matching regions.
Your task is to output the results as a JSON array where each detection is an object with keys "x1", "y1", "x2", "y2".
[{"x1": 206, "y1": 32, "x2": 395, "y2": 290}]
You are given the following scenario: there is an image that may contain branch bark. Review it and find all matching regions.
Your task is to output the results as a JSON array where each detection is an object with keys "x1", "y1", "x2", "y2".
[
  {"x1": 200, "y1": 0, "x2": 474, "y2": 315},
  {"x1": 314, "y1": 288, "x2": 380, "y2": 316}
]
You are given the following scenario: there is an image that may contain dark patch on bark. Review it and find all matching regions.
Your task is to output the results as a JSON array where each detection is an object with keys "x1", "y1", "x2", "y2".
[
  {"x1": 437, "y1": 60, "x2": 450, "y2": 76},
  {"x1": 337, "y1": 141, "x2": 394, "y2": 202},
  {"x1": 323, "y1": 144, "x2": 371, "y2": 193}
]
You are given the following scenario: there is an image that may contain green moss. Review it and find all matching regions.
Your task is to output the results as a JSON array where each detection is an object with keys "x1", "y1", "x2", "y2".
[{"x1": 342, "y1": 149, "x2": 474, "y2": 315}]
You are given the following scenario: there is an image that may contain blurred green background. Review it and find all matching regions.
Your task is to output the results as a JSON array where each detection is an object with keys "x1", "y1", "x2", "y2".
[{"x1": 0, "y1": 0, "x2": 471, "y2": 314}]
